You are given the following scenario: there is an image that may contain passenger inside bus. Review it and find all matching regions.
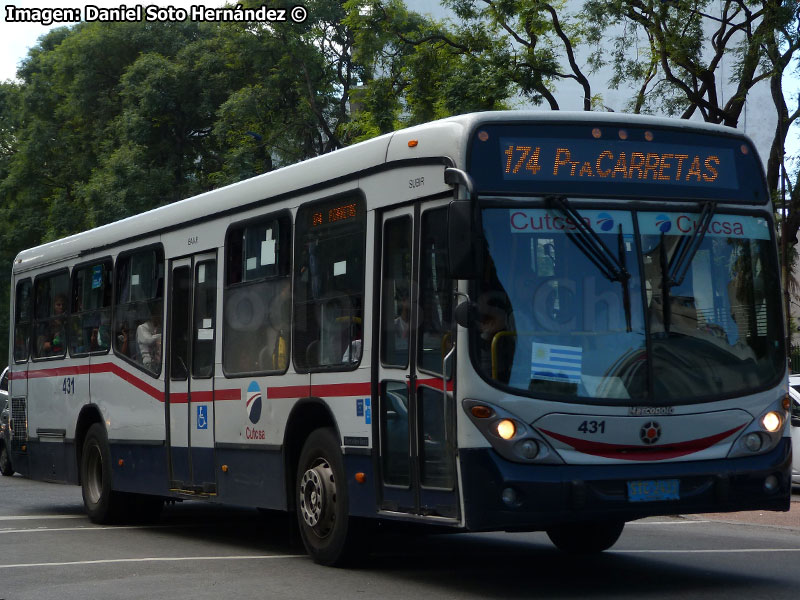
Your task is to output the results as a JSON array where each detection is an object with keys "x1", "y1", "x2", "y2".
[
  {"x1": 136, "y1": 303, "x2": 162, "y2": 370},
  {"x1": 37, "y1": 293, "x2": 67, "y2": 356}
]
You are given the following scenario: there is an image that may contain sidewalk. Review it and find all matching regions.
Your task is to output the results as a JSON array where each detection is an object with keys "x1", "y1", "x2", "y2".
[{"x1": 685, "y1": 493, "x2": 800, "y2": 530}]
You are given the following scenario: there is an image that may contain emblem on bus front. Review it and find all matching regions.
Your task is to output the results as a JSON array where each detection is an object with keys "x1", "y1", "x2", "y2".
[
  {"x1": 246, "y1": 381, "x2": 262, "y2": 424},
  {"x1": 640, "y1": 421, "x2": 661, "y2": 445}
]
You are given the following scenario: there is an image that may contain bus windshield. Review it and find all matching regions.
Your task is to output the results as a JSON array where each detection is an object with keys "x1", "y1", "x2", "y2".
[{"x1": 474, "y1": 207, "x2": 783, "y2": 402}]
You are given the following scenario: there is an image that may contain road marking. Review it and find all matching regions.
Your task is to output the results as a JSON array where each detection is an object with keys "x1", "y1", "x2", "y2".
[
  {"x1": 0, "y1": 515, "x2": 84, "y2": 521},
  {"x1": 0, "y1": 525, "x2": 172, "y2": 534},
  {"x1": 615, "y1": 548, "x2": 800, "y2": 554},
  {"x1": 0, "y1": 555, "x2": 307, "y2": 569},
  {"x1": 627, "y1": 520, "x2": 710, "y2": 525}
]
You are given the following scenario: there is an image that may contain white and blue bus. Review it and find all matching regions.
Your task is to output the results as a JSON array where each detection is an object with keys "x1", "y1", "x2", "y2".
[{"x1": 7, "y1": 112, "x2": 791, "y2": 564}]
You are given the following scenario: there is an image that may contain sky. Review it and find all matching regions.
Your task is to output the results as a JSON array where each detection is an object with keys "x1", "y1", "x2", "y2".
[{"x1": 1, "y1": 0, "x2": 798, "y2": 172}]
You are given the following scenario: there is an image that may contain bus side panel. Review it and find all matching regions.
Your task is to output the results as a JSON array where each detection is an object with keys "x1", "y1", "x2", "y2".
[
  {"x1": 309, "y1": 367, "x2": 376, "y2": 518},
  {"x1": 26, "y1": 355, "x2": 89, "y2": 484},
  {"x1": 214, "y1": 446, "x2": 286, "y2": 509},
  {"x1": 213, "y1": 372, "x2": 309, "y2": 509},
  {"x1": 343, "y1": 452, "x2": 376, "y2": 517},
  {"x1": 90, "y1": 362, "x2": 166, "y2": 442},
  {"x1": 108, "y1": 441, "x2": 170, "y2": 495},
  {"x1": 26, "y1": 440, "x2": 78, "y2": 484},
  {"x1": 90, "y1": 362, "x2": 167, "y2": 494}
]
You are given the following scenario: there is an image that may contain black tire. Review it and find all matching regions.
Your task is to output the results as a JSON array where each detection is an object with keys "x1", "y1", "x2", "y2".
[
  {"x1": 0, "y1": 444, "x2": 13, "y2": 477},
  {"x1": 296, "y1": 427, "x2": 360, "y2": 566},
  {"x1": 546, "y1": 520, "x2": 625, "y2": 554},
  {"x1": 81, "y1": 423, "x2": 125, "y2": 524}
]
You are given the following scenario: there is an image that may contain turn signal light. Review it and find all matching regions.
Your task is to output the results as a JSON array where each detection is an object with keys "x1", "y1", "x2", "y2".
[{"x1": 471, "y1": 405, "x2": 494, "y2": 419}]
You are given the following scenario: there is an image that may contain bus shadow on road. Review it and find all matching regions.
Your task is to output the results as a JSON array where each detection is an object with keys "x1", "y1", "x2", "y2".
[
  {"x1": 116, "y1": 502, "x2": 788, "y2": 598},
  {"x1": 357, "y1": 532, "x2": 784, "y2": 598}
]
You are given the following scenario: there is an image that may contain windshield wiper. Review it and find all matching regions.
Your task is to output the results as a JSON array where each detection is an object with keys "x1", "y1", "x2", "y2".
[
  {"x1": 660, "y1": 202, "x2": 716, "y2": 334},
  {"x1": 547, "y1": 195, "x2": 632, "y2": 332},
  {"x1": 665, "y1": 201, "x2": 716, "y2": 288}
]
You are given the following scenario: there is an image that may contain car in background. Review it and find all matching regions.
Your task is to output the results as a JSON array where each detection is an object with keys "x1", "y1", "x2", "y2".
[
  {"x1": 790, "y1": 386, "x2": 800, "y2": 487},
  {"x1": 0, "y1": 366, "x2": 13, "y2": 477},
  {"x1": 790, "y1": 374, "x2": 800, "y2": 393}
]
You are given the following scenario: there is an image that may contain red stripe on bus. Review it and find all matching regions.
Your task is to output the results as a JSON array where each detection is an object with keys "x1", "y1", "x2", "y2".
[
  {"x1": 214, "y1": 388, "x2": 242, "y2": 401},
  {"x1": 265, "y1": 382, "x2": 372, "y2": 399},
  {"x1": 25, "y1": 365, "x2": 92, "y2": 378},
  {"x1": 88, "y1": 363, "x2": 165, "y2": 402},
  {"x1": 310, "y1": 382, "x2": 372, "y2": 397},
  {"x1": 267, "y1": 385, "x2": 311, "y2": 399},
  {"x1": 16, "y1": 364, "x2": 383, "y2": 403},
  {"x1": 17, "y1": 363, "x2": 242, "y2": 404},
  {"x1": 539, "y1": 424, "x2": 746, "y2": 461}
]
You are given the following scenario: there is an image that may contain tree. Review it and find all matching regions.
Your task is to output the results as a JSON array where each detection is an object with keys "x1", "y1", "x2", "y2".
[{"x1": 343, "y1": 0, "x2": 514, "y2": 139}]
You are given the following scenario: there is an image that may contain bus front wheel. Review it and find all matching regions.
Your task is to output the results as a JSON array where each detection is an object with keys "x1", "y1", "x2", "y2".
[
  {"x1": 546, "y1": 520, "x2": 625, "y2": 554},
  {"x1": 81, "y1": 423, "x2": 124, "y2": 524},
  {"x1": 296, "y1": 427, "x2": 359, "y2": 566}
]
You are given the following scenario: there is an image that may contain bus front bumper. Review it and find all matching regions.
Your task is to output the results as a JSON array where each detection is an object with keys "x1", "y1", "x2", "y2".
[{"x1": 459, "y1": 438, "x2": 792, "y2": 532}]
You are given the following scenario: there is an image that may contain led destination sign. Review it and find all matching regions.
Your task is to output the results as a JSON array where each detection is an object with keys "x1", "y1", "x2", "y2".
[
  {"x1": 500, "y1": 138, "x2": 736, "y2": 189},
  {"x1": 468, "y1": 123, "x2": 765, "y2": 203}
]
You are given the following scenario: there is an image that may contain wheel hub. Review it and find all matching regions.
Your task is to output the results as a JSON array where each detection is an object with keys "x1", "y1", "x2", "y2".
[
  {"x1": 299, "y1": 459, "x2": 336, "y2": 536},
  {"x1": 85, "y1": 445, "x2": 104, "y2": 505}
]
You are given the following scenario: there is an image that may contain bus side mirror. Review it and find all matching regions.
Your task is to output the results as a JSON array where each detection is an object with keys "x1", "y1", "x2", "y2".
[
  {"x1": 445, "y1": 168, "x2": 482, "y2": 280},
  {"x1": 454, "y1": 300, "x2": 477, "y2": 328},
  {"x1": 447, "y1": 201, "x2": 482, "y2": 280}
]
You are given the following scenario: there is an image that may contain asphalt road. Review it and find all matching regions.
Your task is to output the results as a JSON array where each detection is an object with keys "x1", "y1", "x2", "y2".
[{"x1": 1, "y1": 474, "x2": 799, "y2": 600}]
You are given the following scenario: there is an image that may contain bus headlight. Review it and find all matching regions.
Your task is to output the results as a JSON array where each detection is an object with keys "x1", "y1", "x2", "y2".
[
  {"x1": 516, "y1": 439, "x2": 540, "y2": 459},
  {"x1": 761, "y1": 411, "x2": 782, "y2": 433},
  {"x1": 728, "y1": 404, "x2": 787, "y2": 459},
  {"x1": 743, "y1": 432, "x2": 763, "y2": 453},
  {"x1": 496, "y1": 419, "x2": 516, "y2": 440},
  {"x1": 463, "y1": 399, "x2": 562, "y2": 464}
]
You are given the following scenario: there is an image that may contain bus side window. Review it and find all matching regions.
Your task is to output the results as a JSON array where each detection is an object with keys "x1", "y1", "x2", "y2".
[
  {"x1": 293, "y1": 196, "x2": 366, "y2": 371},
  {"x1": 222, "y1": 212, "x2": 291, "y2": 376},
  {"x1": 14, "y1": 279, "x2": 32, "y2": 363},
  {"x1": 113, "y1": 248, "x2": 164, "y2": 376},
  {"x1": 418, "y1": 207, "x2": 454, "y2": 375},
  {"x1": 33, "y1": 271, "x2": 70, "y2": 359},
  {"x1": 69, "y1": 260, "x2": 113, "y2": 356}
]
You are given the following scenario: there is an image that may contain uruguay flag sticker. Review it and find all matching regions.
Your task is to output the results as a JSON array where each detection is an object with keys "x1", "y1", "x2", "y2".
[{"x1": 246, "y1": 381, "x2": 262, "y2": 424}]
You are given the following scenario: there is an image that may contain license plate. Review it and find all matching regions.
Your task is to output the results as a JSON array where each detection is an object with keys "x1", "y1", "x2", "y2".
[{"x1": 627, "y1": 479, "x2": 680, "y2": 502}]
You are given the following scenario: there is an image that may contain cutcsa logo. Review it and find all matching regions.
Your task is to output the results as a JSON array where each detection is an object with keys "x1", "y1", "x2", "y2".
[
  {"x1": 655, "y1": 214, "x2": 672, "y2": 233},
  {"x1": 596, "y1": 212, "x2": 615, "y2": 232},
  {"x1": 246, "y1": 381, "x2": 262, "y2": 424}
]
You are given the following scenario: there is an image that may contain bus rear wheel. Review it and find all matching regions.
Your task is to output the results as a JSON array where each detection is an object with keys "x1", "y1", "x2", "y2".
[
  {"x1": 81, "y1": 423, "x2": 125, "y2": 524},
  {"x1": 296, "y1": 428, "x2": 359, "y2": 566},
  {"x1": 546, "y1": 520, "x2": 625, "y2": 554}
]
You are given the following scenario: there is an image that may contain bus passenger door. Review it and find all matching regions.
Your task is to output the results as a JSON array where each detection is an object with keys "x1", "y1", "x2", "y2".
[
  {"x1": 167, "y1": 253, "x2": 218, "y2": 494},
  {"x1": 377, "y1": 202, "x2": 459, "y2": 521}
]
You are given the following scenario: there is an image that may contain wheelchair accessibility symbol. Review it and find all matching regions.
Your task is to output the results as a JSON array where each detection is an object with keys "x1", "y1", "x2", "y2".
[{"x1": 197, "y1": 405, "x2": 208, "y2": 430}]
